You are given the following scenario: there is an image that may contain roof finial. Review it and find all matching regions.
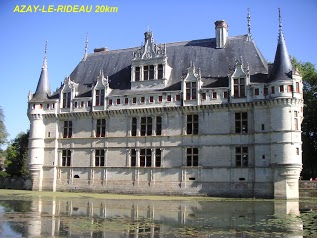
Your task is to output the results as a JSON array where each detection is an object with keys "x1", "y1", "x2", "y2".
[
  {"x1": 44, "y1": 40, "x2": 48, "y2": 57},
  {"x1": 246, "y1": 8, "x2": 252, "y2": 41},
  {"x1": 42, "y1": 40, "x2": 48, "y2": 69},
  {"x1": 83, "y1": 33, "x2": 88, "y2": 61},
  {"x1": 278, "y1": 8, "x2": 282, "y2": 30}
]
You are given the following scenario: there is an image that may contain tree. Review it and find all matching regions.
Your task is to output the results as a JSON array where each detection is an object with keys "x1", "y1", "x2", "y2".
[
  {"x1": 4, "y1": 131, "x2": 29, "y2": 178},
  {"x1": 292, "y1": 58, "x2": 317, "y2": 179},
  {"x1": 0, "y1": 106, "x2": 8, "y2": 156}
]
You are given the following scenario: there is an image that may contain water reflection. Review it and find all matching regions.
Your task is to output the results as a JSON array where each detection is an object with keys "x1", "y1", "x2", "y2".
[{"x1": 0, "y1": 196, "x2": 311, "y2": 238}]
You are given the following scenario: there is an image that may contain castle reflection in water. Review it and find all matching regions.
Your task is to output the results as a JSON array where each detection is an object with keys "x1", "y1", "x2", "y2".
[{"x1": 5, "y1": 197, "x2": 304, "y2": 237}]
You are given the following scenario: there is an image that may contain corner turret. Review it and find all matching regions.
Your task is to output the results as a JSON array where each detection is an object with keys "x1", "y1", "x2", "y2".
[
  {"x1": 33, "y1": 41, "x2": 51, "y2": 100},
  {"x1": 269, "y1": 9, "x2": 292, "y2": 82}
]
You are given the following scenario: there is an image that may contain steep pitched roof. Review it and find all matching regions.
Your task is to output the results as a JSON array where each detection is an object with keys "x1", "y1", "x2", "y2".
[
  {"x1": 269, "y1": 11, "x2": 293, "y2": 82},
  {"x1": 64, "y1": 35, "x2": 268, "y2": 96}
]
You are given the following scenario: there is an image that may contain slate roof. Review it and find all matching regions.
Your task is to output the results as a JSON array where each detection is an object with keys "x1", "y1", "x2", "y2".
[
  {"x1": 269, "y1": 29, "x2": 293, "y2": 82},
  {"x1": 32, "y1": 57, "x2": 51, "y2": 101},
  {"x1": 54, "y1": 34, "x2": 269, "y2": 97}
]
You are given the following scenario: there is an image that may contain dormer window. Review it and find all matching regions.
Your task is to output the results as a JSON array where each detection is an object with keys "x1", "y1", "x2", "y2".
[
  {"x1": 158, "y1": 64, "x2": 163, "y2": 79},
  {"x1": 144, "y1": 66, "x2": 149, "y2": 80},
  {"x1": 233, "y1": 78, "x2": 245, "y2": 97},
  {"x1": 95, "y1": 89, "x2": 104, "y2": 106},
  {"x1": 63, "y1": 92, "x2": 71, "y2": 108},
  {"x1": 186, "y1": 82, "x2": 197, "y2": 100},
  {"x1": 135, "y1": 67, "x2": 140, "y2": 81}
]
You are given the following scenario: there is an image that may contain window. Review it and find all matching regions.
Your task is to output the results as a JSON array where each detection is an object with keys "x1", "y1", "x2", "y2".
[
  {"x1": 95, "y1": 89, "x2": 104, "y2": 106},
  {"x1": 176, "y1": 95, "x2": 181, "y2": 101},
  {"x1": 132, "y1": 97, "x2": 136, "y2": 104},
  {"x1": 187, "y1": 114, "x2": 198, "y2": 135},
  {"x1": 186, "y1": 82, "x2": 197, "y2": 100},
  {"x1": 74, "y1": 102, "x2": 78, "y2": 108},
  {"x1": 212, "y1": 92, "x2": 217, "y2": 99},
  {"x1": 167, "y1": 95, "x2": 171, "y2": 102},
  {"x1": 271, "y1": 86, "x2": 275, "y2": 94},
  {"x1": 116, "y1": 98, "x2": 120, "y2": 105},
  {"x1": 149, "y1": 65, "x2": 154, "y2": 80},
  {"x1": 81, "y1": 101, "x2": 84, "y2": 108},
  {"x1": 287, "y1": 85, "x2": 293, "y2": 92},
  {"x1": 155, "y1": 149, "x2": 161, "y2": 167},
  {"x1": 63, "y1": 92, "x2": 71, "y2": 108},
  {"x1": 235, "y1": 112, "x2": 248, "y2": 133},
  {"x1": 254, "y1": 88, "x2": 259, "y2": 96},
  {"x1": 264, "y1": 87, "x2": 268, "y2": 96},
  {"x1": 149, "y1": 96, "x2": 154, "y2": 103},
  {"x1": 186, "y1": 147, "x2": 198, "y2": 166},
  {"x1": 131, "y1": 149, "x2": 136, "y2": 167},
  {"x1": 95, "y1": 149, "x2": 105, "y2": 166},
  {"x1": 296, "y1": 82, "x2": 300, "y2": 93},
  {"x1": 294, "y1": 111, "x2": 299, "y2": 130},
  {"x1": 296, "y1": 147, "x2": 300, "y2": 155},
  {"x1": 135, "y1": 66, "x2": 140, "y2": 81},
  {"x1": 141, "y1": 117, "x2": 152, "y2": 136},
  {"x1": 224, "y1": 91, "x2": 228, "y2": 98},
  {"x1": 88, "y1": 101, "x2": 91, "y2": 107},
  {"x1": 62, "y1": 149, "x2": 71, "y2": 166},
  {"x1": 96, "y1": 119, "x2": 106, "y2": 137},
  {"x1": 63, "y1": 121, "x2": 72, "y2": 138},
  {"x1": 108, "y1": 99, "x2": 113, "y2": 105},
  {"x1": 124, "y1": 98, "x2": 129, "y2": 105},
  {"x1": 279, "y1": 85, "x2": 284, "y2": 93},
  {"x1": 131, "y1": 117, "x2": 137, "y2": 136},
  {"x1": 158, "y1": 96, "x2": 163, "y2": 103},
  {"x1": 140, "y1": 97, "x2": 145, "y2": 104},
  {"x1": 233, "y1": 78, "x2": 245, "y2": 97},
  {"x1": 158, "y1": 64, "x2": 163, "y2": 79},
  {"x1": 156, "y1": 116, "x2": 162, "y2": 135},
  {"x1": 46, "y1": 103, "x2": 49, "y2": 109},
  {"x1": 143, "y1": 66, "x2": 149, "y2": 80},
  {"x1": 202, "y1": 93, "x2": 206, "y2": 100},
  {"x1": 140, "y1": 149, "x2": 151, "y2": 167},
  {"x1": 236, "y1": 147, "x2": 248, "y2": 167}
]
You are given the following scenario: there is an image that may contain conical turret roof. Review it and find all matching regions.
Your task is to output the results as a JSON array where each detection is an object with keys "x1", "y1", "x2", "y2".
[
  {"x1": 33, "y1": 43, "x2": 51, "y2": 100},
  {"x1": 270, "y1": 9, "x2": 292, "y2": 82}
]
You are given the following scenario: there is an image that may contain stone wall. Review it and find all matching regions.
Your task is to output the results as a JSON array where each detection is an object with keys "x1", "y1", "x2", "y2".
[
  {"x1": 1, "y1": 178, "x2": 315, "y2": 198},
  {"x1": 0, "y1": 178, "x2": 32, "y2": 190}
]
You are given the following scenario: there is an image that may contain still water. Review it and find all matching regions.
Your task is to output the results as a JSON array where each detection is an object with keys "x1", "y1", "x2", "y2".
[{"x1": 0, "y1": 191, "x2": 316, "y2": 238}]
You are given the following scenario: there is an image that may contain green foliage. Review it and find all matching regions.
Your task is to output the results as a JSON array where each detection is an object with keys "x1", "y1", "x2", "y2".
[
  {"x1": 4, "y1": 131, "x2": 29, "y2": 178},
  {"x1": 292, "y1": 57, "x2": 317, "y2": 178},
  {"x1": 0, "y1": 106, "x2": 8, "y2": 156}
]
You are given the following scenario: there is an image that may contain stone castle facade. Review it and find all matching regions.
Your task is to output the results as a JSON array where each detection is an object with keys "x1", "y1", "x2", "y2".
[{"x1": 27, "y1": 12, "x2": 303, "y2": 199}]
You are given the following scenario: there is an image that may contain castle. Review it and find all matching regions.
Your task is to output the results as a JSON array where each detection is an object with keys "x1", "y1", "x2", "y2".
[{"x1": 27, "y1": 11, "x2": 303, "y2": 199}]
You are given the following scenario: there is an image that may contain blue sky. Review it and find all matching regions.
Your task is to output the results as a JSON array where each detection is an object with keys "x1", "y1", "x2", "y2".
[{"x1": 0, "y1": 0, "x2": 316, "y2": 144}]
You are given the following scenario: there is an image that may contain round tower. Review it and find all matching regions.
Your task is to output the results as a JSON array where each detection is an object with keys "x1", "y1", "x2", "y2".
[
  {"x1": 269, "y1": 9, "x2": 303, "y2": 199},
  {"x1": 27, "y1": 42, "x2": 51, "y2": 191}
]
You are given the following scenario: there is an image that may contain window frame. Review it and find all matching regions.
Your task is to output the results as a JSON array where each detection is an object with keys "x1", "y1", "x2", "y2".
[
  {"x1": 235, "y1": 112, "x2": 248, "y2": 134},
  {"x1": 63, "y1": 121, "x2": 72, "y2": 138},
  {"x1": 62, "y1": 149, "x2": 71, "y2": 166},
  {"x1": 95, "y1": 149, "x2": 105, "y2": 166},
  {"x1": 186, "y1": 114, "x2": 199, "y2": 135},
  {"x1": 96, "y1": 119, "x2": 106, "y2": 137},
  {"x1": 235, "y1": 147, "x2": 248, "y2": 167},
  {"x1": 186, "y1": 147, "x2": 199, "y2": 167}
]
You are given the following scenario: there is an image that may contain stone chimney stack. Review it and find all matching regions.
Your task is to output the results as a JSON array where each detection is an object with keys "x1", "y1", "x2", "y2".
[{"x1": 215, "y1": 20, "x2": 228, "y2": 48}]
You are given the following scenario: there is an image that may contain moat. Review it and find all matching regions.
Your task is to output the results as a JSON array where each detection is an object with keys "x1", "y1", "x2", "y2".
[{"x1": 0, "y1": 190, "x2": 316, "y2": 237}]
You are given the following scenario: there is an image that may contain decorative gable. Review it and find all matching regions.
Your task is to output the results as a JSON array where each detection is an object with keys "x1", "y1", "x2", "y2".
[{"x1": 131, "y1": 31, "x2": 172, "y2": 90}]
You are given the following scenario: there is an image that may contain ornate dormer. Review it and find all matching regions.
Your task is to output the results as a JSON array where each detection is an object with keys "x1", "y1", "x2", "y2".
[
  {"x1": 60, "y1": 76, "x2": 78, "y2": 110},
  {"x1": 229, "y1": 57, "x2": 250, "y2": 99},
  {"x1": 182, "y1": 62, "x2": 202, "y2": 106},
  {"x1": 131, "y1": 31, "x2": 172, "y2": 90},
  {"x1": 92, "y1": 70, "x2": 112, "y2": 108}
]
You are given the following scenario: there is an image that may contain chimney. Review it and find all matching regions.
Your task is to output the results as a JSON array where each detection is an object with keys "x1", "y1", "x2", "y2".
[{"x1": 215, "y1": 20, "x2": 228, "y2": 48}]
